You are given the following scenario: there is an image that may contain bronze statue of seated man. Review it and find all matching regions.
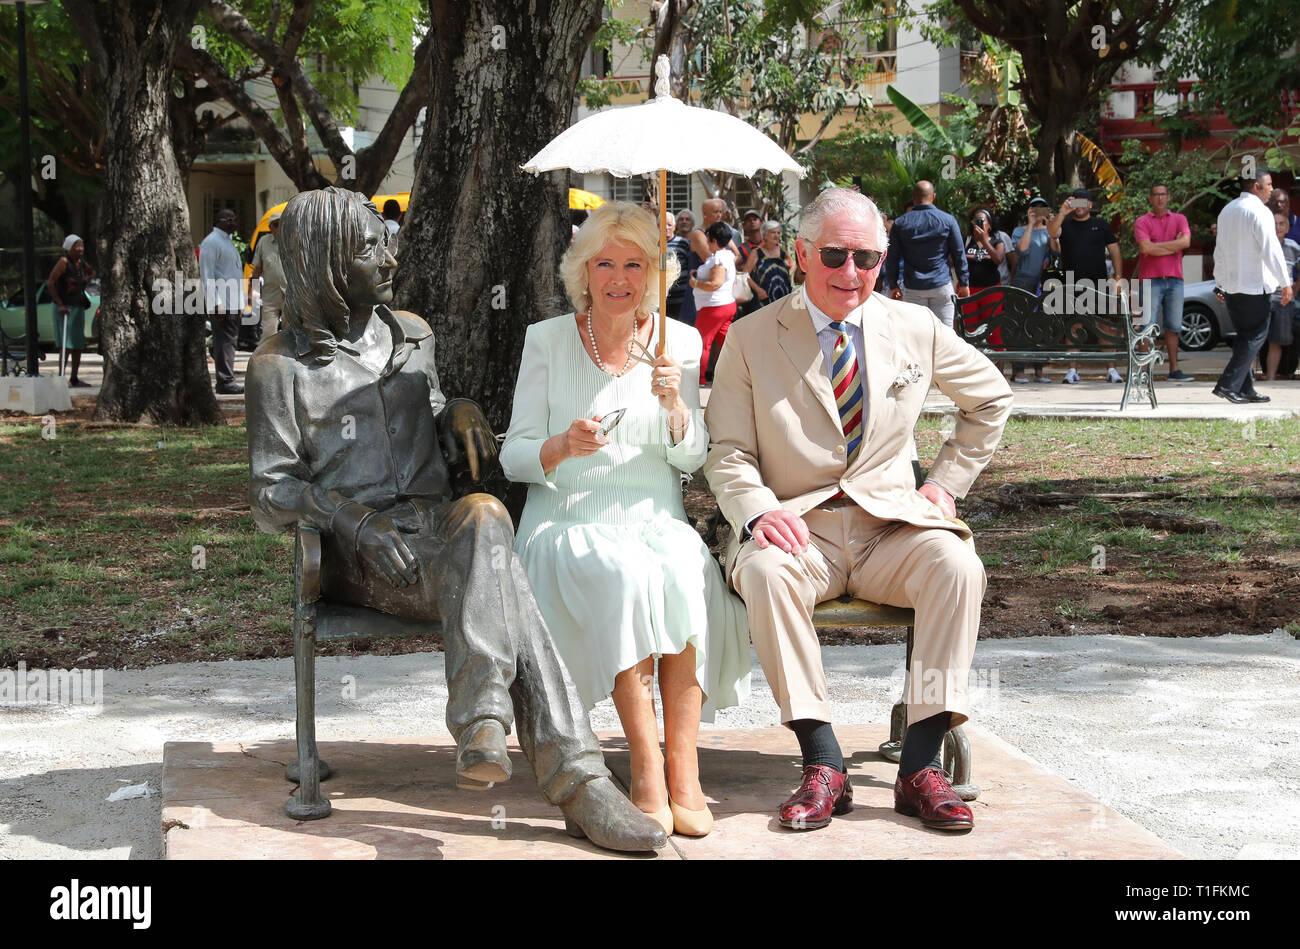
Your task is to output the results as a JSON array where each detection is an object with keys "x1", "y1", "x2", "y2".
[{"x1": 246, "y1": 186, "x2": 666, "y2": 852}]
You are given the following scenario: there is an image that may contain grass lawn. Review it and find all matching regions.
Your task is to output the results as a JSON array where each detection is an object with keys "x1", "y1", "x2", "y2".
[{"x1": 0, "y1": 414, "x2": 1297, "y2": 667}]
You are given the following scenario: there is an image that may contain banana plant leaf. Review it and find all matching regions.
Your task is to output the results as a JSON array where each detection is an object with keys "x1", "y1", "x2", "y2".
[{"x1": 886, "y1": 85, "x2": 975, "y2": 157}]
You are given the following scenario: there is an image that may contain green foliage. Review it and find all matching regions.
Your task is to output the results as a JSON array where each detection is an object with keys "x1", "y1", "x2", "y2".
[
  {"x1": 677, "y1": 0, "x2": 890, "y2": 221},
  {"x1": 813, "y1": 97, "x2": 1037, "y2": 229},
  {"x1": 197, "y1": 0, "x2": 427, "y2": 128},
  {"x1": 574, "y1": 1, "x2": 645, "y2": 109},
  {"x1": 1158, "y1": 0, "x2": 1300, "y2": 130},
  {"x1": 885, "y1": 85, "x2": 973, "y2": 157},
  {"x1": 0, "y1": 4, "x2": 104, "y2": 182}
]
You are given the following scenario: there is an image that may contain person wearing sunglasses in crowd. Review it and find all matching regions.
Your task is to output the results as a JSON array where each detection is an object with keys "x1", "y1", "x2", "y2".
[
  {"x1": 502, "y1": 202, "x2": 750, "y2": 840},
  {"x1": 705, "y1": 187, "x2": 1012, "y2": 835}
]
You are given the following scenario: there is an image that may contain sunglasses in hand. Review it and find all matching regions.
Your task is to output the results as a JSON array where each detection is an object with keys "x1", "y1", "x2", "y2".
[{"x1": 815, "y1": 246, "x2": 884, "y2": 270}]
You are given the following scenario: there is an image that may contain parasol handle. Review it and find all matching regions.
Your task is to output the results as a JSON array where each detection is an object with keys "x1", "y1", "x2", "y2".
[{"x1": 658, "y1": 166, "x2": 668, "y2": 357}]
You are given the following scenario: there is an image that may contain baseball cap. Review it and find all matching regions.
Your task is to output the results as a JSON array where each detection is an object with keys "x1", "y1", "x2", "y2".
[
  {"x1": 1070, "y1": 188, "x2": 1091, "y2": 199},
  {"x1": 1027, "y1": 196, "x2": 1049, "y2": 208},
  {"x1": 743, "y1": 209, "x2": 763, "y2": 220},
  {"x1": 268, "y1": 210, "x2": 283, "y2": 222}
]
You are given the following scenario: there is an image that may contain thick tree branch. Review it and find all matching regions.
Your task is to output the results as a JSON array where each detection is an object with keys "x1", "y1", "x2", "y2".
[
  {"x1": 203, "y1": 0, "x2": 354, "y2": 177},
  {"x1": 279, "y1": 0, "x2": 313, "y2": 58},
  {"x1": 352, "y1": 27, "x2": 431, "y2": 193},
  {"x1": 175, "y1": 40, "x2": 328, "y2": 189}
]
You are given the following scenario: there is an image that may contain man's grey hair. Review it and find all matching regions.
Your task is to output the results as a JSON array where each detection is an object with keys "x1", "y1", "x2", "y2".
[{"x1": 797, "y1": 187, "x2": 887, "y2": 248}]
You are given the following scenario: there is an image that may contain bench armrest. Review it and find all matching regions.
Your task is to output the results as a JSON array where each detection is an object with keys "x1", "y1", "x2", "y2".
[{"x1": 295, "y1": 524, "x2": 323, "y2": 605}]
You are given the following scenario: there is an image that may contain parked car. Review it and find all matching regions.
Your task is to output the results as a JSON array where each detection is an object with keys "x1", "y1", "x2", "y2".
[
  {"x1": 1179, "y1": 280, "x2": 1235, "y2": 352},
  {"x1": 0, "y1": 280, "x2": 101, "y2": 349}
]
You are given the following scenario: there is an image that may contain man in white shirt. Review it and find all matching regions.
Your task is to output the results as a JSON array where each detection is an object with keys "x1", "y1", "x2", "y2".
[
  {"x1": 199, "y1": 208, "x2": 247, "y2": 395},
  {"x1": 1212, "y1": 172, "x2": 1293, "y2": 403}
]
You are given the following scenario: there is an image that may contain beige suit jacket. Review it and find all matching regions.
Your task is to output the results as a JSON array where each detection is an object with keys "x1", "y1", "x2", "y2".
[{"x1": 703, "y1": 288, "x2": 1013, "y2": 575}]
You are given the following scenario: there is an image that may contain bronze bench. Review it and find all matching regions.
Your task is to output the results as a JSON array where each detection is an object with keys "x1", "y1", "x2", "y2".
[
  {"x1": 285, "y1": 524, "x2": 442, "y2": 819},
  {"x1": 286, "y1": 527, "x2": 982, "y2": 820},
  {"x1": 812, "y1": 596, "x2": 979, "y2": 801}
]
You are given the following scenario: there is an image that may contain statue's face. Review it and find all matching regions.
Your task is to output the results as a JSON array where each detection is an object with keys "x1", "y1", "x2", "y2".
[{"x1": 342, "y1": 214, "x2": 397, "y2": 314}]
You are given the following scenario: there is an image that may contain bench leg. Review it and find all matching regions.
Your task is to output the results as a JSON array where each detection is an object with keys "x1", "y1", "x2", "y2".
[
  {"x1": 877, "y1": 624, "x2": 913, "y2": 762},
  {"x1": 944, "y1": 727, "x2": 981, "y2": 801},
  {"x1": 286, "y1": 601, "x2": 332, "y2": 820},
  {"x1": 881, "y1": 625, "x2": 980, "y2": 800}
]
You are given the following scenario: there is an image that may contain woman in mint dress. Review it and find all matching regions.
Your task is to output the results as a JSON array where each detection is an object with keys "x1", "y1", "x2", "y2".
[{"x1": 501, "y1": 202, "x2": 750, "y2": 838}]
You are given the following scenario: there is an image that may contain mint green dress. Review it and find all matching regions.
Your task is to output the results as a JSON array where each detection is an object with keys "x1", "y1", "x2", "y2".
[{"x1": 500, "y1": 314, "x2": 750, "y2": 720}]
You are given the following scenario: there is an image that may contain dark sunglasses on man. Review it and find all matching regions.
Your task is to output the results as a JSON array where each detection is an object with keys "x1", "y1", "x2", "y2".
[{"x1": 815, "y1": 246, "x2": 883, "y2": 270}]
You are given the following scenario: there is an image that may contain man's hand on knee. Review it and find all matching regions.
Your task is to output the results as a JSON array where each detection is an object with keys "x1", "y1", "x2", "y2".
[
  {"x1": 918, "y1": 481, "x2": 957, "y2": 519},
  {"x1": 751, "y1": 510, "x2": 809, "y2": 555}
]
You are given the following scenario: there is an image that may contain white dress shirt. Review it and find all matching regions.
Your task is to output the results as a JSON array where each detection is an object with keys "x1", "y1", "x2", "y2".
[
  {"x1": 1214, "y1": 194, "x2": 1290, "y2": 295},
  {"x1": 198, "y1": 227, "x2": 246, "y2": 312},
  {"x1": 804, "y1": 286, "x2": 868, "y2": 399}
]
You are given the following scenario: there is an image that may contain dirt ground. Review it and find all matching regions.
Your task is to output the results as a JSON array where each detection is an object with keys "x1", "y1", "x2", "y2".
[
  {"x1": 678, "y1": 479, "x2": 1299, "y2": 646},
  {"x1": 3, "y1": 401, "x2": 1296, "y2": 669}
]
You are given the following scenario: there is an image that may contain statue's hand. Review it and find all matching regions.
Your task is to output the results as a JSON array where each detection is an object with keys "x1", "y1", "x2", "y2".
[
  {"x1": 440, "y1": 399, "x2": 499, "y2": 482},
  {"x1": 356, "y1": 513, "x2": 419, "y2": 587}
]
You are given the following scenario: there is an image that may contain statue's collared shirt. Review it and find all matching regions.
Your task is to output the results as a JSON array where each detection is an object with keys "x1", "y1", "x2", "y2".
[{"x1": 247, "y1": 304, "x2": 453, "y2": 534}]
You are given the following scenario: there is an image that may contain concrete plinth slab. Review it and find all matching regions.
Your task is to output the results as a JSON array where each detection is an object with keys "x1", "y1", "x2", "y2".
[
  {"x1": 0, "y1": 375, "x2": 72, "y2": 414},
  {"x1": 162, "y1": 725, "x2": 1181, "y2": 859}
]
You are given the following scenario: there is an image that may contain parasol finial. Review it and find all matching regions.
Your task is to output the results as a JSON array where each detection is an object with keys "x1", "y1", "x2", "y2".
[{"x1": 653, "y1": 55, "x2": 671, "y2": 99}]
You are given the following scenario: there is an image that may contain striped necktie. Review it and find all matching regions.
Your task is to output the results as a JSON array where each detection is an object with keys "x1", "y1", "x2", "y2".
[{"x1": 829, "y1": 320, "x2": 863, "y2": 461}]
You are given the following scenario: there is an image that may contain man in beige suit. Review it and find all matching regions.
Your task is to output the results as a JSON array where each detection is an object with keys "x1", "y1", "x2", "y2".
[{"x1": 704, "y1": 188, "x2": 1012, "y2": 832}]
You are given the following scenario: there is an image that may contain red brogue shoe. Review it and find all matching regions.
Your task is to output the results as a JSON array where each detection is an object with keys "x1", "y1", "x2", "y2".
[
  {"x1": 778, "y1": 765, "x2": 853, "y2": 830},
  {"x1": 893, "y1": 767, "x2": 974, "y2": 831}
]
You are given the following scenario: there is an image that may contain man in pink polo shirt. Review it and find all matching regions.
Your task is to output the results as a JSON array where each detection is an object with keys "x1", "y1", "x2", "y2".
[{"x1": 1135, "y1": 183, "x2": 1192, "y2": 380}]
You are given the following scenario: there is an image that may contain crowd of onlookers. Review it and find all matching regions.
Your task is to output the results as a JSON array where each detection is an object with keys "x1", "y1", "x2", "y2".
[
  {"x1": 653, "y1": 171, "x2": 1299, "y2": 398},
  {"x1": 45, "y1": 174, "x2": 1299, "y2": 399}
]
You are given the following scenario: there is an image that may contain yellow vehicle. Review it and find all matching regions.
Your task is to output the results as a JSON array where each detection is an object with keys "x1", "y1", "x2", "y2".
[{"x1": 243, "y1": 191, "x2": 410, "y2": 280}]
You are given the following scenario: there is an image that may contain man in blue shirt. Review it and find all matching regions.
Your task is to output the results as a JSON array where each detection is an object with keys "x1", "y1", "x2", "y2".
[
  {"x1": 1007, "y1": 197, "x2": 1057, "y2": 382},
  {"x1": 886, "y1": 181, "x2": 969, "y2": 328}
]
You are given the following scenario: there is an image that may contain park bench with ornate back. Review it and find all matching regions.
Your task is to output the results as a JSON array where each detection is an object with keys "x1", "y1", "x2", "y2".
[{"x1": 954, "y1": 283, "x2": 1163, "y2": 410}]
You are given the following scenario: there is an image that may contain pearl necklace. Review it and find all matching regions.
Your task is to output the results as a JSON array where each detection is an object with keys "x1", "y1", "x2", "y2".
[{"x1": 585, "y1": 307, "x2": 642, "y2": 377}]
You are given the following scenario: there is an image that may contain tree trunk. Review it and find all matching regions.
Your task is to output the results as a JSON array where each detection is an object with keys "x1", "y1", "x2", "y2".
[
  {"x1": 67, "y1": 0, "x2": 221, "y2": 425},
  {"x1": 396, "y1": 0, "x2": 605, "y2": 431}
]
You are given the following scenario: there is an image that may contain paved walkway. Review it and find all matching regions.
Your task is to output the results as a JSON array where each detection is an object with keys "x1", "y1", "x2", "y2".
[
  {"x1": 3, "y1": 632, "x2": 1295, "y2": 859},
  {"x1": 160, "y1": 725, "x2": 1178, "y2": 860}
]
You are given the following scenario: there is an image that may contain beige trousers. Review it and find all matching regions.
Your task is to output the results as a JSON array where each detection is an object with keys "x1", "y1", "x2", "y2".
[
  {"x1": 731, "y1": 503, "x2": 985, "y2": 729},
  {"x1": 259, "y1": 303, "x2": 282, "y2": 341}
]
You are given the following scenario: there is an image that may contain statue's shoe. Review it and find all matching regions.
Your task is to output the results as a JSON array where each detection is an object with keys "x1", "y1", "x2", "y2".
[
  {"x1": 455, "y1": 718, "x2": 512, "y2": 789},
  {"x1": 561, "y1": 777, "x2": 668, "y2": 852}
]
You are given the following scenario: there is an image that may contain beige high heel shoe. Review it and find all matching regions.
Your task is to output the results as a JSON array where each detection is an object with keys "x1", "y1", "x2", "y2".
[
  {"x1": 642, "y1": 804, "x2": 674, "y2": 836},
  {"x1": 669, "y1": 798, "x2": 714, "y2": 837}
]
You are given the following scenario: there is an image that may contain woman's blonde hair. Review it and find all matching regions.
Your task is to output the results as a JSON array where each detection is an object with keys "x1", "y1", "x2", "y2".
[{"x1": 560, "y1": 201, "x2": 680, "y2": 318}]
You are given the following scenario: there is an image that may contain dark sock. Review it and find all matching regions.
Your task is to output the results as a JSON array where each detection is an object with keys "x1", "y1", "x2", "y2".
[
  {"x1": 790, "y1": 719, "x2": 843, "y2": 772},
  {"x1": 898, "y1": 711, "x2": 951, "y2": 777}
]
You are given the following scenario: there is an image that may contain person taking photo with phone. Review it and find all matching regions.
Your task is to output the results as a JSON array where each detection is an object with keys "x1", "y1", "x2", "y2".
[{"x1": 1048, "y1": 188, "x2": 1126, "y2": 384}]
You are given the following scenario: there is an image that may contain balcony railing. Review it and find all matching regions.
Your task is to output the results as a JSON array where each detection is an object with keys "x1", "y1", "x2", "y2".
[{"x1": 1100, "y1": 81, "x2": 1300, "y2": 149}]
